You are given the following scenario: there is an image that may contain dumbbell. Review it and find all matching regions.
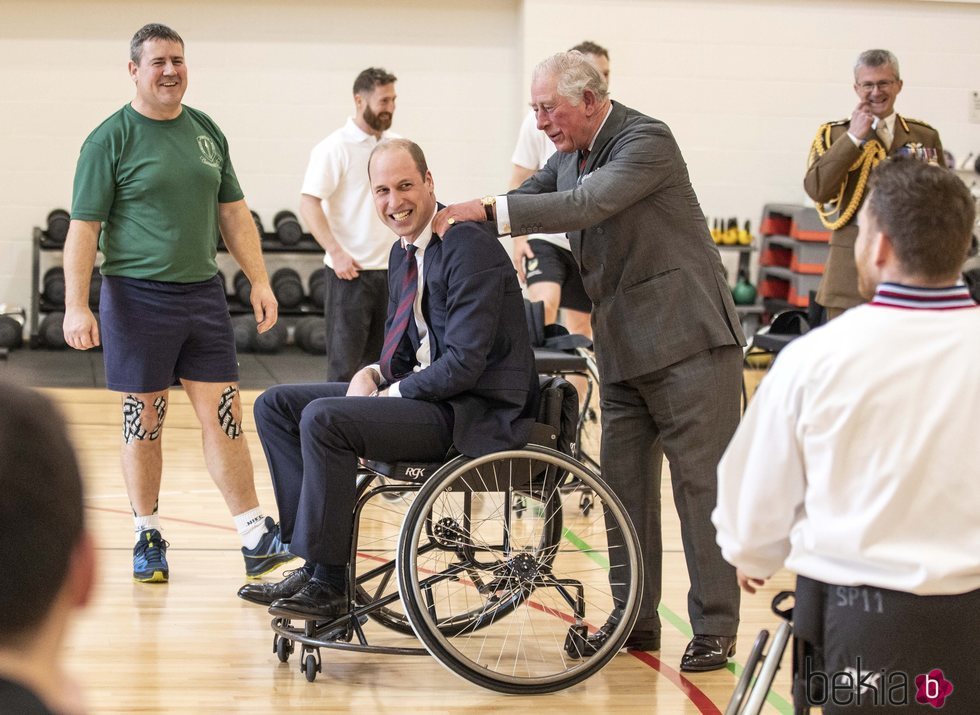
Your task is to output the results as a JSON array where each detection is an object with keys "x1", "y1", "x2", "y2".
[
  {"x1": 233, "y1": 270, "x2": 252, "y2": 307},
  {"x1": 271, "y1": 267, "x2": 305, "y2": 309},
  {"x1": 253, "y1": 320, "x2": 288, "y2": 354},
  {"x1": 0, "y1": 308, "x2": 25, "y2": 350},
  {"x1": 232, "y1": 315, "x2": 254, "y2": 353},
  {"x1": 293, "y1": 316, "x2": 326, "y2": 355},
  {"x1": 251, "y1": 210, "x2": 264, "y2": 238},
  {"x1": 43, "y1": 267, "x2": 66, "y2": 305},
  {"x1": 39, "y1": 312, "x2": 68, "y2": 349},
  {"x1": 308, "y1": 267, "x2": 326, "y2": 309},
  {"x1": 231, "y1": 315, "x2": 287, "y2": 354},
  {"x1": 46, "y1": 209, "x2": 70, "y2": 245},
  {"x1": 273, "y1": 210, "x2": 303, "y2": 246}
]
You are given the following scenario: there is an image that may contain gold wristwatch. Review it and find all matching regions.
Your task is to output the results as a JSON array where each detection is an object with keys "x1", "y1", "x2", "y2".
[{"x1": 481, "y1": 196, "x2": 496, "y2": 222}]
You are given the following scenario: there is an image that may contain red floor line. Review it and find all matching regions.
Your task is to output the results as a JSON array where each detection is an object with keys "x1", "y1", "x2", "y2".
[
  {"x1": 88, "y1": 505, "x2": 723, "y2": 711},
  {"x1": 85, "y1": 505, "x2": 237, "y2": 532},
  {"x1": 630, "y1": 650, "x2": 722, "y2": 715}
]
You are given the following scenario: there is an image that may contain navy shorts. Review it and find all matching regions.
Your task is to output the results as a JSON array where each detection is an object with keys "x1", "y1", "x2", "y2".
[
  {"x1": 524, "y1": 239, "x2": 592, "y2": 313},
  {"x1": 100, "y1": 275, "x2": 239, "y2": 393}
]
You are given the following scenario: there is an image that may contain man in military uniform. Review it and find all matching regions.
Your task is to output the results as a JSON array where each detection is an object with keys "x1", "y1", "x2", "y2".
[{"x1": 805, "y1": 48, "x2": 943, "y2": 318}]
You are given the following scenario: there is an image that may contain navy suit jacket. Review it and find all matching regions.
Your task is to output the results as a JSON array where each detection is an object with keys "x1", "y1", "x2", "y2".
[{"x1": 384, "y1": 219, "x2": 538, "y2": 457}]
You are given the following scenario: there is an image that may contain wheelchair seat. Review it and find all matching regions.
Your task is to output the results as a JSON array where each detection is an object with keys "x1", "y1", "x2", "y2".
[{"x1": 533, "y1": 347, "x2": 590, "y2": 374}]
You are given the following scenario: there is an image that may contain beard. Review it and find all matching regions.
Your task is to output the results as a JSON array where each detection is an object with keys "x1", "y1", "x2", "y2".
[{"x1": 363, "y1": 105, "x2": 393, "y2": 132}]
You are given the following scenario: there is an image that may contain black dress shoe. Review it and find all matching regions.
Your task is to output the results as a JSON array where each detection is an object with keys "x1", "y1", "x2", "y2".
[
  {"x1": 268, "y1": 579, "x2": 348, "y2": 620},
  {"x1": 680, "y1": 634, "x2": 736, "y2": 672},
  {"x1": 238, "y1": 568, "x2": 311, "y2": 605}
]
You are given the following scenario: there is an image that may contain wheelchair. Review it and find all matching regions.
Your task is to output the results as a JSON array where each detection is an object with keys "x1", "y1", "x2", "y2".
[
  {"x1": 725, "y1": 591, "x2": 801, "y2": 715},
  {"x1": 525, "y1": 299, "x2": 603, "y2": 514},
  {"x1": 269, "y1": 377, "x2": 644, "y2": 694}
]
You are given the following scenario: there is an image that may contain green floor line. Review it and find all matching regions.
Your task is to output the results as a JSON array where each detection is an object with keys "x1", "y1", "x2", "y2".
[{"x1": 562, "y1": 526, "x2": 793, "y2": 714}]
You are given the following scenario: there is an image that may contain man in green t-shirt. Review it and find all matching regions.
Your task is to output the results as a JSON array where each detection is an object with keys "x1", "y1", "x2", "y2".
[{"x1": 62, "y1": 23, "x2": 293, "y2": 585}]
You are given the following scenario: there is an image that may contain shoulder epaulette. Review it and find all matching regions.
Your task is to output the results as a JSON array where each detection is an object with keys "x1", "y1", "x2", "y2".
[
  {"x1": 825, "y1": 117, "x2": 850, "y2": 127},
  {"x1": 901, "y1": 116, "x2": 934, "y2": 129}
]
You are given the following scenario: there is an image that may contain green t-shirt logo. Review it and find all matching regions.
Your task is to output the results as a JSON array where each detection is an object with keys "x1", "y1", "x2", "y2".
[{"x1": 197, "y1": 135, "x2": 222, "y2": 168}]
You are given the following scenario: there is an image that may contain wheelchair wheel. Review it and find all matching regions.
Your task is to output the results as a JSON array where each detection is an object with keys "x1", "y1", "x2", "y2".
[{"x1": 396, "y1": 446, "x2": 641, "y2": 694}]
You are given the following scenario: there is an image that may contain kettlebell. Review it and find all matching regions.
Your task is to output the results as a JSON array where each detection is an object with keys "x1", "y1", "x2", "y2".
[{"x1": 732, "y1": 270, "x2": 757, "y2": 305}]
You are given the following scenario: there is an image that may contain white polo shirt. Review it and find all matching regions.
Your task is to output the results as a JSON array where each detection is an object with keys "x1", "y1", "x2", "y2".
[{"x1": 301, "y1": 117, "x2": 398, "y2": 271}]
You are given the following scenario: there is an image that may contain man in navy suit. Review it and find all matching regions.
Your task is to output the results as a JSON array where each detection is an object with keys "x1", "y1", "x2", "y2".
[{"x1": 238, "y1": 139, "x2": 538, "y2": 618}]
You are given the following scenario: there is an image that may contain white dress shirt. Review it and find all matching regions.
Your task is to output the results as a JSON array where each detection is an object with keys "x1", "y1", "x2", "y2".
[
  {"x1": 713, "y1": 283, "x2": 980, "y2": 595},
  {"x1": 370, "y1": 212, "x2": 436, "y2": 397}
]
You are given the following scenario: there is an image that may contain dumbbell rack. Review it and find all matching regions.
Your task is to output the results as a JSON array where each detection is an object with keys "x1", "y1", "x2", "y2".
[
  {"x1": 29, "y1": 220, "x2": 330, "y2": 349},
  {"x1": 218, "y1": 229, "x2": 325, "y2": 317},
  {"x1": 29, "y1": 227, "x2": 93, "y2": 348}
]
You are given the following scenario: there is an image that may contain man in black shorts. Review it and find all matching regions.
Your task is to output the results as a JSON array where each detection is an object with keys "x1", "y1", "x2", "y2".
[{"x1": 62, "y1": 23, "x2": 292, "y2": 584}]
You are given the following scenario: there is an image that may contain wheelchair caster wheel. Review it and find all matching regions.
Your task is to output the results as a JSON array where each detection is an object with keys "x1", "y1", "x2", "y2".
[
  {"x1": 578, "y1": 492, "x2": 594, "y2": 516},
  {"x1": 299, "y1": 646, "x2": 321, "y2": 682},
  {"x1": 564, "y1": 624, "x2": 591, "y2": 659},
  {"x1": 274, "y1": 634, "x2": 293, "y2": 663}
]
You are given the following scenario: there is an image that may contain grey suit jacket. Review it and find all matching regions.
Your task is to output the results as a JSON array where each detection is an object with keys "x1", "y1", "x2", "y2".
[{"x1": 507, "y1": 101, "x2": 744, "y2": 383}]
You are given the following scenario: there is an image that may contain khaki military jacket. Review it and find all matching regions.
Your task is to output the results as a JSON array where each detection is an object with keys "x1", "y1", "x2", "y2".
[{"x1": 804, "y1": 115, "x2": 943, "y2": 310}]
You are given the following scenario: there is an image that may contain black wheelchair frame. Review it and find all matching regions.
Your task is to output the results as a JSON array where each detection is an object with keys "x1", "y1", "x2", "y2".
[{"x1": 268, "y1": 377, "x2": 643, "y2": 694}]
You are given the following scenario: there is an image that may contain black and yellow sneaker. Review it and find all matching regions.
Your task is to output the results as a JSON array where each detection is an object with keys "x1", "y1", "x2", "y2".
[
  {"x1": 133, "y1": 529, "x2": 169, "y2": 583},
  {"x1": 242, "y1": 517, "x2": 296, "y2": 578}
]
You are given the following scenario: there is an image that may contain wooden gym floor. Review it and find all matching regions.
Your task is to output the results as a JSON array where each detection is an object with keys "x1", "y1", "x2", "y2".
[{"x1": 35, "y1": 367, "x2": 799, "y2": 715}]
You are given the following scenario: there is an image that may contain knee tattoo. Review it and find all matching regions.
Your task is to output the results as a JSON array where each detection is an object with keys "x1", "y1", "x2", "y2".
[
  {"x1": 217, "y1": 386, "x2": 243, "y2": 439},
  {"x1": 123, "y1": 395, "x2": 167, "y2": 443}
]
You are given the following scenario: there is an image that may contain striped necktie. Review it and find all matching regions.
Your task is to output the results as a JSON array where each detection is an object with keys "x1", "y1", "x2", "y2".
[{"x1": 379, "y1": 244, "x2": 418, "y2": 383}]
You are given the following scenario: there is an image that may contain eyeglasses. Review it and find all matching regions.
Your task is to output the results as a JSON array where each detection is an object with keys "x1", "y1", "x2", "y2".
[{"x1": 857, "y1": 80, "x2": 897, "y2": 92}]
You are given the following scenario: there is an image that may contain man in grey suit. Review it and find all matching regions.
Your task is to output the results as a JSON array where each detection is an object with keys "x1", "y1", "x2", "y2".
[{"x1": 436, "y1": 51, "x2": 745, "y2": 671}]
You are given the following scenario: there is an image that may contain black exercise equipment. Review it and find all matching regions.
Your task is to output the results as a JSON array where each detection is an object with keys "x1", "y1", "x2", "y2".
[
  {"x1": 293, "y1": 316, "x2": 326, "y2": 355},
  {"x1": 43, "y1": 267, "x2": 66, "y2": 305},
  {"x1": 46, "y1": 209, "x2": 70, "y2": 245},
  {"x1": 39, "y1": 311, "x2": 68, "y2": 349},
  {"x1": 271, "y1": 268, "x2": 305, "y2": 308},
  {"x1": 274, "y1": 210, "x2": 304, "y2": 246},
  {"x1": 233, "y1": 270, "x2": 252, "y2": 307},
  {"x1": 308, "y1": 267, "x2": 326, "y2": 309}
]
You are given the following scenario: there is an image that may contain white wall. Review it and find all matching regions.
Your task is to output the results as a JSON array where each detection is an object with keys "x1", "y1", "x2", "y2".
[
  {"x1": 520, "y1": 0, "x2": 980, "y2": 230},
  {"x1": 0, "y1": 0, "x2": 521, "y2": 320},
  {"x1": 2, "y1": 0, "x2": 979, "y2": 325}
]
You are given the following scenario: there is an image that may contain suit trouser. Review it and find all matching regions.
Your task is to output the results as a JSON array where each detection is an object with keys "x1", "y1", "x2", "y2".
[
  {"x1": 253, "y1": 382, "x2": 454, "y2": 566},
  {"x1": 600, "y1": 345, "x2": 742, "y2": 637},
  {"x1": 323, "y1": 269, "x2": 388, "y2": 382}
]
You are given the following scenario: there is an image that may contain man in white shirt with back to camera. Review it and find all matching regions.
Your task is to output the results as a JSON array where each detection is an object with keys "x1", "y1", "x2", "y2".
[{"x1": 713, "y1": 158, "x2": 979, "y2": 714}]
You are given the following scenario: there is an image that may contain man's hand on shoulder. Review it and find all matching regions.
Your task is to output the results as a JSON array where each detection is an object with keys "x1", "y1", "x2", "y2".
[{"x1": 433, "y1": 200, "x2": 486, "y2": 237}]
